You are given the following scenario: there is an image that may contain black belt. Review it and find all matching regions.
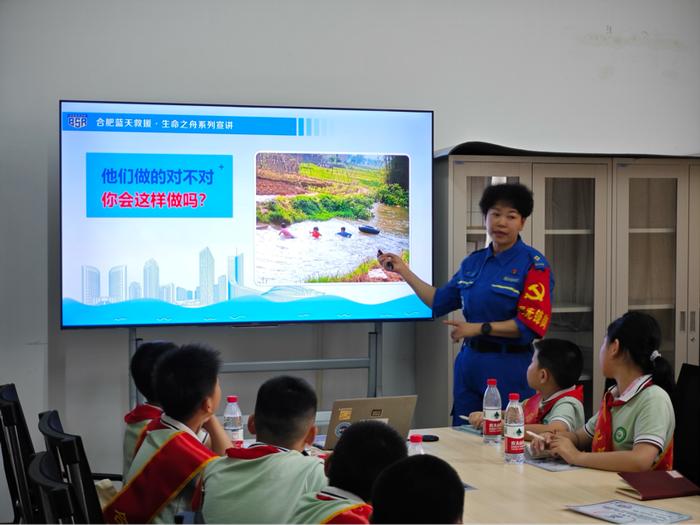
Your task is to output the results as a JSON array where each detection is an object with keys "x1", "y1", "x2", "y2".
[{"x1": 469, "y1": 339, "x2": 531, "y2": 353}]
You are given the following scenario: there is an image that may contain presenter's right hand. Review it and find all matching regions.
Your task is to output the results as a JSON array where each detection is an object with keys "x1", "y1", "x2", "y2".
[{"x1": 377, "y1": 251, "x2": 406, "y2": 274}]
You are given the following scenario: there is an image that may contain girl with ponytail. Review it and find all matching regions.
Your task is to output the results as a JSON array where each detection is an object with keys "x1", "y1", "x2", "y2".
[{"x1": 532, "y1": 311, "x2": 676, "y2": 471}]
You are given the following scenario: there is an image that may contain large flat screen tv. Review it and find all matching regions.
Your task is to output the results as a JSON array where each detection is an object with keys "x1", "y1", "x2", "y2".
[{"x1": 60, "y1": 101, "x2": 433, "y2": 328}]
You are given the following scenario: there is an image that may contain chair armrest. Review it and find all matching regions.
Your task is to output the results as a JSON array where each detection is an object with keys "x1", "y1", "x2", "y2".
[{"x1": 92, "y1": 472, "x2": 122, "y2": 482}]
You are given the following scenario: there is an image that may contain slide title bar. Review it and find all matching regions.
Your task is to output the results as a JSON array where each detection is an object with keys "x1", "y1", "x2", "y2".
[{"x1": 61, "y1": 112, "x2": 320, "y2": 136}]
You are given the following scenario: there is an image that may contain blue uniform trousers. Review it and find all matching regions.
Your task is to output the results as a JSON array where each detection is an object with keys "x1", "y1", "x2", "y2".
[{"x1": 452, "y1": 342, "x2": 535, "y2": 426}]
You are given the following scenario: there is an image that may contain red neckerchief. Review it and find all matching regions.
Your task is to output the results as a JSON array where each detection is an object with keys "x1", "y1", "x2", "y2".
[
  {"x1": 591, "y1": 377, "x2": 673, "y2": 471},
  {"x1": 123, "y1": 403, "x2": 162, "y2": 424},
  {"x1": 316, "y1": 492, "x2": 372, "y2": 524},
  {"x1": 132, "y1": 417, "x2": 168, "y2": 457},
  {"x1": 225, "y1": 443, "x2": 285, "y2": 460},
  {"x1": 104, "y1": 429, "x2": 216, "y2": 523},
  {"x1": 523, "y1": 385, "x2": 584, "y2": 424}
]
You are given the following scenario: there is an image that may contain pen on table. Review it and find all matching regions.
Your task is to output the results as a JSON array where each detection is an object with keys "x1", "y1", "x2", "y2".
[{"x1": 526, "y1": 430, "x2": 545, "y2": 441}]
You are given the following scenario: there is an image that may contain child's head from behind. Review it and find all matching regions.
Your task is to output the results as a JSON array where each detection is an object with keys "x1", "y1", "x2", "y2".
[
  {"x1": 602, "y1": 311, "x2": 675, "y2": 393},
  {"x1": 130, "y1": 341, "x2": 178, "y2": 403},
  {"x1": 250, "y1": 375, "x2": 317, "y2": 449},
  {"x1": 371, "y1": 454, "x2": 464, "y2": 524},
  {"x1": 527, "y1": 339, "x2": 583, "y2": 392},
  {"x1": 326, "y1": 421, "x2": 407, "y2": 502},
  {"x1": 153, "y1": 343, "x2": 221, "y2": 423}
]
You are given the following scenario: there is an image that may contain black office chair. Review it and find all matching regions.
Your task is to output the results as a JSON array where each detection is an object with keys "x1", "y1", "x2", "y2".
[
  {"x1": 672, "y1": 363, "x2": 700, "y2": 484},
  {"x1": 174, "y1": 511, "x2": 205, "y2": 524},
  {"x1": 0, "y1": 383, "x2": 43, "y2": 523},
  {"x1": 27, "y1": 451, "x2": 80, "y2": 524},
  {"x1": 38, "y1": 410, "x2": 119, "y2": 524}
]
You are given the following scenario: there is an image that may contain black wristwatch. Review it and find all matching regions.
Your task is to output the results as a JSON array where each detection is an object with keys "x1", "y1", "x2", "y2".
[{"x1": 480, "y1": 322, "x2": 492, "y2": 336}]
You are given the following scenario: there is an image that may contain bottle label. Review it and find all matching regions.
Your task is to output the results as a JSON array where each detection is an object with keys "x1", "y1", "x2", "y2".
[
  {"x1": 504, "y1": 423, "x2": 525, "y2": 454},
  {"x1": 483, "y1": 409, "x2": 502, "y2": 436}
]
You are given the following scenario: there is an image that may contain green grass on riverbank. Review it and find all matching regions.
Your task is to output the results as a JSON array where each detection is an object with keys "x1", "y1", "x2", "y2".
[
  {"x1": 306, "y1": 251, "x2": 410, "y2": 283},
  {"x1": 257, "y1": 193, "x2": 375, "y2": 225}
]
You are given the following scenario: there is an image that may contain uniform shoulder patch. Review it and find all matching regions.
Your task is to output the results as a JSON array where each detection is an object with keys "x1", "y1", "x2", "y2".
[{"x1": 527, "y1": 249, "x2": 548, "y2": 270}]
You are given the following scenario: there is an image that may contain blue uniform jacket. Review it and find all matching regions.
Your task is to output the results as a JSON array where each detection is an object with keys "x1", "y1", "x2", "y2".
[{"x1": 433, "y1": 237, "x2": 553, "y2": 344}]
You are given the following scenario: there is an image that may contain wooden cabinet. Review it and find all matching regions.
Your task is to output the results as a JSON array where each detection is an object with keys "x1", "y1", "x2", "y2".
[
  {"x1": 414, "y1": 147, "x2": 698, "y2": 428},
  {"x1": 613, "y1": 159, "x2": 700, "y2": 377},
  {"x1": 531, "y1": 162, "x2": 609, "y2": 415}
]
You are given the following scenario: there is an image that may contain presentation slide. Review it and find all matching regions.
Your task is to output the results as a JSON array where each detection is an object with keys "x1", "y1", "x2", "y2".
[{"x1": 60, "y1": 101, "x2": 433, "y2": 327}]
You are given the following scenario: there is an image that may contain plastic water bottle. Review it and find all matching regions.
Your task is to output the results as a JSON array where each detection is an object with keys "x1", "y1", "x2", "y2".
[
  {"x1": 504, "y1": 393, "x2": 525, "y2": 464},
  {"x1": 482, "y1": 378, "x2": 502, "y2": 445},
  {"x1": 223, "y1": 395, "x2": 244, "y2": 444},
  {"x1": 408, "y1": 434, "x2": 425, "y2": 455}
]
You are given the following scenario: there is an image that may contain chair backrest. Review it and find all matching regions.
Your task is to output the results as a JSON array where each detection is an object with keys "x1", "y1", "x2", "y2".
[
  {"x1": 0, "y1": 383, "x2": 43, "y2": 523},
  {"x1": 28, "y1": 451, "x2": 80, "y2": 524},
  {"x1": 38, "y1": 410, "x2": 104, "y2": 524},
  {"x1": 672, "y1": 363, "x2": 700, "y2": 485}
]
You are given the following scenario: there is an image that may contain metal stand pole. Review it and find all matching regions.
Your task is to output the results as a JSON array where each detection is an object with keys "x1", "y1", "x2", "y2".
[
  {"x1": 368, "y1": 322, "x2": 382, "y2": 397},
  {"x1": 127, "y1": 328, "x2": 141, "y2": 409}
]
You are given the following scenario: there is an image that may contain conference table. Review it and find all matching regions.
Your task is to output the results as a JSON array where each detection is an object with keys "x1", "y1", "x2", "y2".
[{"x1": 417, "y1": 427, "x2": 700, "y2": 523}]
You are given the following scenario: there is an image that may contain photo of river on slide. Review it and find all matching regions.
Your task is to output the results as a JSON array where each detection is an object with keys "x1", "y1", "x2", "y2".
[{"x1": 255, "y1": 153, "x2": 409, "y2": 286}]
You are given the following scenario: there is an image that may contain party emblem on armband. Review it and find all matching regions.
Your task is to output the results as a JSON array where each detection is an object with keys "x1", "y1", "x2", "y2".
[{"x1": 524, "y1": 283, "x2": 546, "y2": 302}]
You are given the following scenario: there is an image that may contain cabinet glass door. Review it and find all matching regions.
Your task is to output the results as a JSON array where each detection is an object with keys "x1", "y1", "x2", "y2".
[
  {"x1": 615, "y1": 162, "x2": 689, "y2": 378},
  {"x1": 533, "y1": 163, "x2": 608, "y2": 417}
]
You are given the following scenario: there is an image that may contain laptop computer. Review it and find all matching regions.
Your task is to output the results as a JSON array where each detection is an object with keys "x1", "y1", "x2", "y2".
[{"x1": 323, "y1": 395, "x2": 417, "y2": 450}]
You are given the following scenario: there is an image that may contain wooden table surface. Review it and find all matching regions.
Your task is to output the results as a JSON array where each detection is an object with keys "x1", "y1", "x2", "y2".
[{"x1": 416, "y1": 427, "x2": 700, "y2": 523}]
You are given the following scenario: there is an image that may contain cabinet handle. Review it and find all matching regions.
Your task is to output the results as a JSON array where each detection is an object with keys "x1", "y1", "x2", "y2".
[
  {"x1": 691, "y1": 311, "x2": 696, "y2": 333},
  {"x1": 680, "y1": 311, "x2": 686, "y2": 332}
]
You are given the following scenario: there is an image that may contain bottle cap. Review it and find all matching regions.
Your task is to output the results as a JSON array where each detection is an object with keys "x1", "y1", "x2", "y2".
[
  {"x1": 409, "y1": 434, "x2": 423, "y2": 443},
  {"x1": 227, "y1": 395, "x2": 238, "y2": 403},
  {"x1": 508, "y1": 393, "x2": 519, "y2": 401},
  {"x1": 487, "y1": 378, "x2": 497, "y2": 386}
]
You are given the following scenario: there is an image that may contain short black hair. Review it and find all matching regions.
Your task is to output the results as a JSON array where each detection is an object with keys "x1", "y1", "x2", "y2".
[
  {"x1": 130, "y1": 341, "x2": 178, "y2": 402},
  {"x1": 253, "y1": 376, "x2": 317, "y2": 446},
  {"x1": 327, "y1": 421, "x2": 407, "y2": 502},
  {"x1": 152, "y1": 343, "x2": 221, "y2": 421},
  {"x1": 533, "y1": 338, "x2": 583, "y2": 389},
  {"x1": 371, "y1": 455, "x2": 464, "y2": 524},
  {"x1": 479, "y1": 183, "x2": 533, "y2": 218}
]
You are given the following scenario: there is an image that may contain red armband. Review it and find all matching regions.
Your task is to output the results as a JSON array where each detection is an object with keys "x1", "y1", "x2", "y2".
[{"x1": 516, "y1": 266, "x2": 551, "y2": 337}]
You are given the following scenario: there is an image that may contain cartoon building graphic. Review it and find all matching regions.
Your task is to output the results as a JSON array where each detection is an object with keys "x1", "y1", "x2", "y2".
[
  {"x1": 109, "y1": 265, "x2": 127, "y2": 303},
  {"x1": 199, "y1": 248, "x2": 215, "y2": 305},
  {"x1": 81, "y1": 265, "x2": 100, "y2": 305},
  {"x1": 143, "y1": 259, "x2": 160, "y2": 299}
]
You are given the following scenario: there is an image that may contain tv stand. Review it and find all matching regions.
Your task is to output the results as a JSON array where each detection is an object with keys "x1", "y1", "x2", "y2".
[{"x1": 127, "y1": 323, "x2": 382, "y2": 409}]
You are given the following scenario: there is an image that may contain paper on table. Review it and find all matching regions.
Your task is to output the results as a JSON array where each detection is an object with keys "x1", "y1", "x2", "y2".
[
  {"x1": 453, "y1": 424, "x2": 482, "y2": 436},
  {"x1": 524, "y1": 451, "x2": 578, "y2": 472},
  {"x1": 567, "y1": 499, "x2": 691, "y2": 523}
]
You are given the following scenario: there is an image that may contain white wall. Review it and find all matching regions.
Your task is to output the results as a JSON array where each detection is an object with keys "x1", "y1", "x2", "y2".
[{"x1": 1, "y1": 0, "x2": 699, "y2": 518}]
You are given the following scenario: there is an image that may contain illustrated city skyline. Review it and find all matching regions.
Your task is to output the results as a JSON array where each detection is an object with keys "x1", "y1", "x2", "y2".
[{"x1": 79, "y1": 247, "x2": 244, "y2": 306}]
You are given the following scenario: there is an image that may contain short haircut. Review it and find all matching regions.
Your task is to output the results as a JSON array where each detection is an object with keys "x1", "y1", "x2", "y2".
[
  {"x1": 478, "y1": 183, "x2": 534, "y2": 218},
  {"x1": 327, "y1": 421, "x2": 407, "y2": 502},
  {"x1": 253, "y1": 376, "x2": 317, "y2": 445},
  {"x1": 129, "y1": 341, "x2": 178, "y2": 402},
  {"x1": 152, "y1": 343, "x2": 221, "y2": 421},
  {"x1": 533, "y1": 338, "x2": 583, "y2": 389},
  {"x1": 371, "y1": 455, "x2": 464, "y2": 524}
]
